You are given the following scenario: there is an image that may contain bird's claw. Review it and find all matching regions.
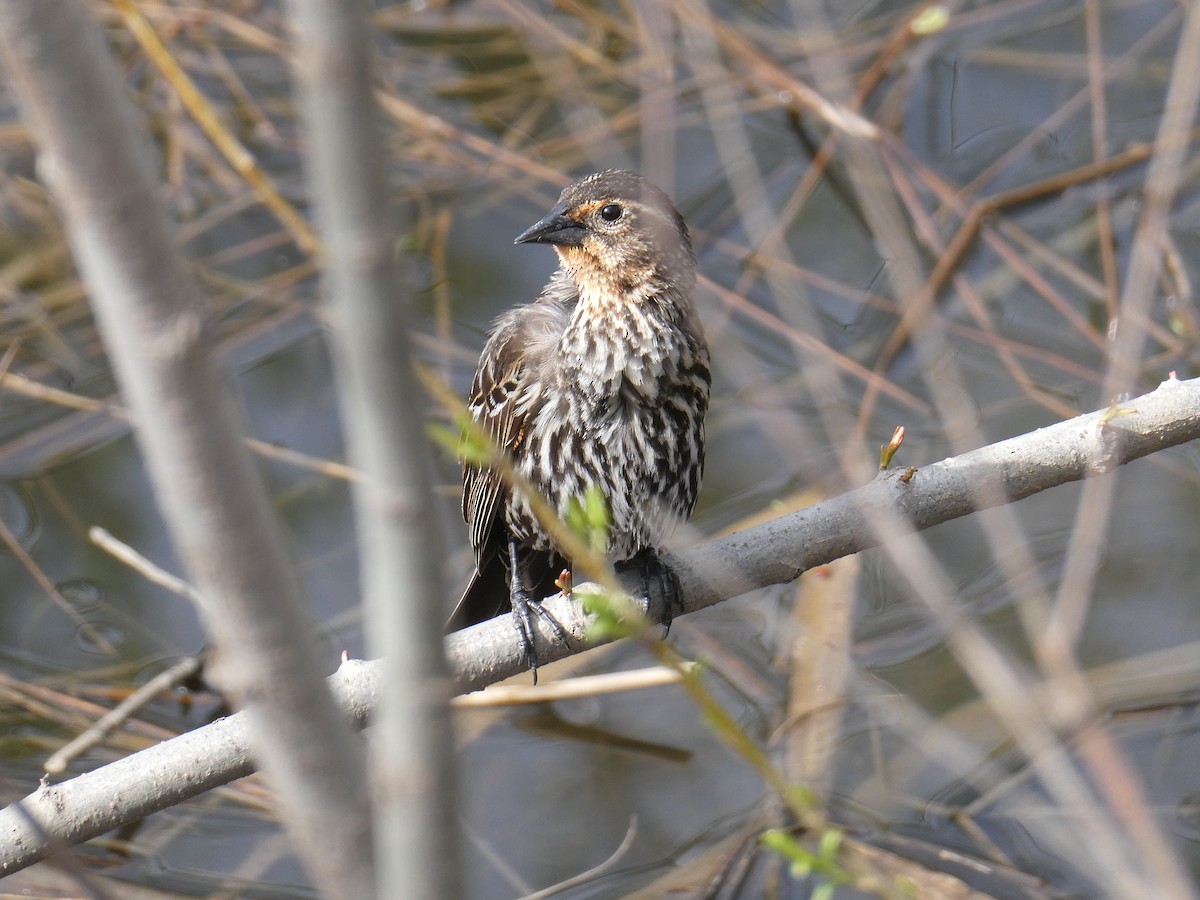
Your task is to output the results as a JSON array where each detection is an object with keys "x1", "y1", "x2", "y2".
[
  {"x1": 621, "y1": 548, "x2": 683, "y2": 635},
  {"x1": 510, "y1": 588, "x2": 571, "y2": 683}
]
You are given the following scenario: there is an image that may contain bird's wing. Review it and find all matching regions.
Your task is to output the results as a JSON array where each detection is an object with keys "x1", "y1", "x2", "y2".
[
  {"x1": 461, "y1": 317, "x2": 531, "y2": 561},
  {"x1": 462, "y1": 282, "x2": 573, "y2": 558}
]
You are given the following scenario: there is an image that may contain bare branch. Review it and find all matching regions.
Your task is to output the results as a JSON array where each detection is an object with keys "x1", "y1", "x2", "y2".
[{"x1": 284, "y1": 0, "x2": 461, "y2": 894}]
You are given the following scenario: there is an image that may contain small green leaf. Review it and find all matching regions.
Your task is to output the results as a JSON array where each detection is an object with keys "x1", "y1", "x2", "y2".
[
  {"x1": 761, "y1": 826, "x2": 851, "y2": 890},
  {"x1": 427, "y1": 423, "x2": 462, "y2": 456},
  {"x1": 817, "y1": 827, "x2": 843, "y2": 863},
  {"x1": 786, "y1": 783, "x2": 822, "y2": 811},
  {"x1": 911, "y1": 5, "x2": 949, "y2": 35},
  {"x1": 581, "y1": 586, "x2": 646, "y2": 640},
  {"x1": 564, "y1": 485, "x2": 610, "y2": 554},
  {"x1": 760, "y1": 828, "x2": 812, "y2": 872},
  {"x1": 580, "y1": 587, "x2": 619, "y2": 633},
  {"x1": 427, "y1": 411, "x2": 492, "y2": 464}
]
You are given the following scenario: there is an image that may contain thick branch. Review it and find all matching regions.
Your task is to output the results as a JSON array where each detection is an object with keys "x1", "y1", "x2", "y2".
[
  {"x1": 1, "y1": 375, "x2": 1198, "y2": 874},
  {"x1": 0, "y1": 2, "x2": 370, "y2": 893},
  {"x1": 285, "y1": 0, "x2": 460, "y2": 894},
  {"x1": 450, "y1": 373, "x2": 1200, "y2": 689}
]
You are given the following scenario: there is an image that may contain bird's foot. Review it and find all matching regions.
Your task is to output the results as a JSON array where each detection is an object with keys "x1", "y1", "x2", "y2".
[
  {"x1": 510, "y1": 588, "x2": 571, "y2": 683},
  {"x1": 619, "y1": 548, "x2": 683, "y2": 635}
]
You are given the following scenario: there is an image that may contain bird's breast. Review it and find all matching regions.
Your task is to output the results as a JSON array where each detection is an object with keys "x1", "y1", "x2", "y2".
[{"x1": 558, "y1": 328, "x2": 673, "y2": 420}]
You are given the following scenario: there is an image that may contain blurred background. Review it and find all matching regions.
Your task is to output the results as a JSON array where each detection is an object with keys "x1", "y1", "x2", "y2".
[{"x1": 2, "y1": 0, "x2": 1199, "y2": 896}]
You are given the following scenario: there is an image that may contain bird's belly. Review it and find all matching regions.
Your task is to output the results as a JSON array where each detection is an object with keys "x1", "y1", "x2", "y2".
[{"x1": 506, "y1": 386, "x2": 696, "y2": 561}]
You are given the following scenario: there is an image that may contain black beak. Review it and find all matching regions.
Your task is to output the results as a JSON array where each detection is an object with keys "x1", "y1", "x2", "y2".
[{"x1": 514, "y1": 203, "x2": 586, "y2": 246}]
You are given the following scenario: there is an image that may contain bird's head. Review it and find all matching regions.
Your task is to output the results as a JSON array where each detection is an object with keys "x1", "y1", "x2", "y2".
[{"x1": 515, "y1": 170, "x2": 695, "y2": 293}]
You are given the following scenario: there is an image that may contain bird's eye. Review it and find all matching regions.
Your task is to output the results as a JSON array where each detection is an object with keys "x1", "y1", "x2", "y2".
[{"x1": 599, "y1": 203, "x2": 623, "y2": 222}]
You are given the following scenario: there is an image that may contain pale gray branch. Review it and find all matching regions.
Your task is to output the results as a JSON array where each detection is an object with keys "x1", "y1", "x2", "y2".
[{"x1": 285, "y1": 0, "x2": 460, "y2": 895}]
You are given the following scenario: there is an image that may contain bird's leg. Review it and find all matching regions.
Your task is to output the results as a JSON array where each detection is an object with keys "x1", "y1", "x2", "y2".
[
  {"x1": 619, "y1": 547, "x2": 683, "y2": 635},
  {"x1": 507, "y1": 538, "x2": 570, "y2": 680}
]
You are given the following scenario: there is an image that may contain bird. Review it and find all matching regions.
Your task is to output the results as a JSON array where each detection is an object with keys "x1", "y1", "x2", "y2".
[{"x1": 450, "y1": 170, "x2": 710, "y2": 672}]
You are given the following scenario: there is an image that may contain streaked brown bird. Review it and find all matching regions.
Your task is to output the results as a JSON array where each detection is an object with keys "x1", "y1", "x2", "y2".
[{"x1": 450, "y1": 170, "x2": 710, "y2": 669}]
